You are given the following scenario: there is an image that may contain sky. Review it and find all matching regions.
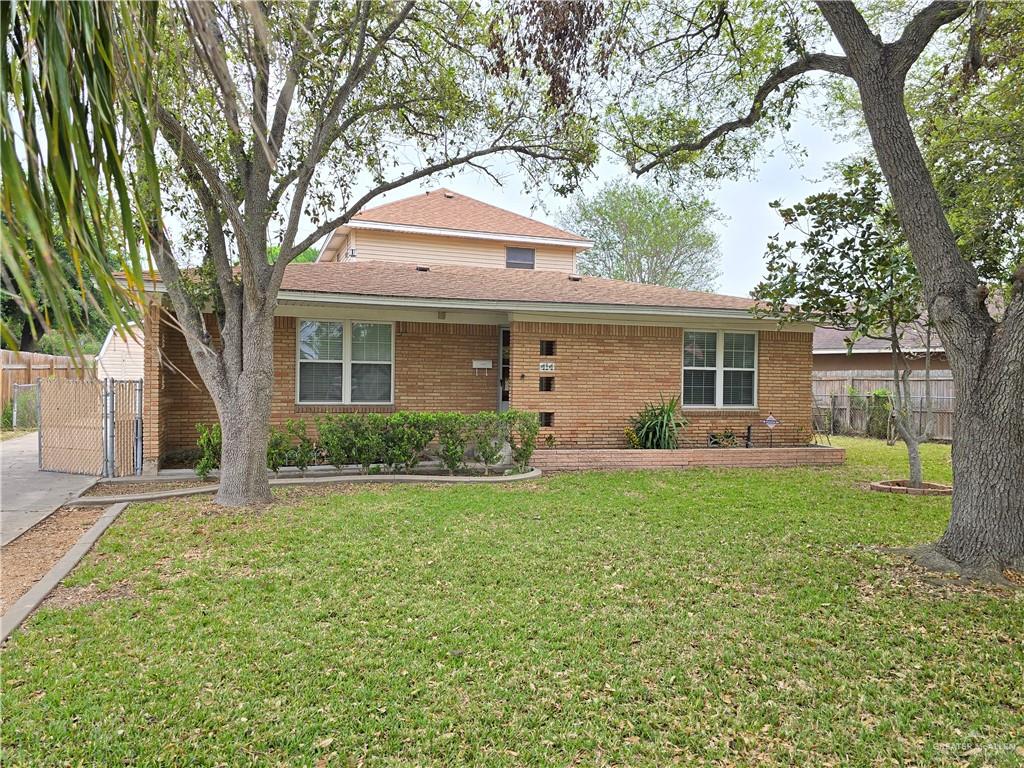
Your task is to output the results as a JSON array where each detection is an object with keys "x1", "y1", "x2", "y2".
[{"x1": 335, "y1": 112, "x2": 860, "y2": 298}]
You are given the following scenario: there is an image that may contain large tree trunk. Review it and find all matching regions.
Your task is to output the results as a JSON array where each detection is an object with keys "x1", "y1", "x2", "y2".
[
  {"x1": 216, "y1": 385, "x2": 274, "y2": 506},
  {"x1": 210, "y1": 307, "x2": 277, "y2": 507},
  {"x1": 822, "y1": 4, "x2": 1024, "y2": 574}
]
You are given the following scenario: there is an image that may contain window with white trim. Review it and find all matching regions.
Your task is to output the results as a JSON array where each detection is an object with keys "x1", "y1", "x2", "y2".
[
  {"x1": 297, "y1": 320, "x2": 393, "y2": 404},
  {"x1": 682, "y1": 330, "x2": 757, "y2": 407},
  {"x1": 506, "y1": 246, "x2": 535, "y2": 269}
]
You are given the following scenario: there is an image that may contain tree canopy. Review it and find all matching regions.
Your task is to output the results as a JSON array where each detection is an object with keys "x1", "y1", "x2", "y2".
[{"x1": 559, "y1": 180, "x2": 720, "y2": 290}]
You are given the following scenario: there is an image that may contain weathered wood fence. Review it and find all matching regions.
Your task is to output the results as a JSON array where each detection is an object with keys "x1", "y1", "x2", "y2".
[
  {"x1": 1, "y1": 349, "x2": 95, "y2": 411},
  {"x1": 812, "y1": 369, "x2": 955, "y2": 441}
]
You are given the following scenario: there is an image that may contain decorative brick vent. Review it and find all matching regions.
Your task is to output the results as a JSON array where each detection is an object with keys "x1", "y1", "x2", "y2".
[{"x1": 869, "y1": 479, "x2": 952, "y2": 496}]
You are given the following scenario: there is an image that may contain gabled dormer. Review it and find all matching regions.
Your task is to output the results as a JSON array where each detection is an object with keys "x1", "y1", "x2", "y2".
[{"x1": 317, "y1": 188, "x2": 592, "y2": 273}]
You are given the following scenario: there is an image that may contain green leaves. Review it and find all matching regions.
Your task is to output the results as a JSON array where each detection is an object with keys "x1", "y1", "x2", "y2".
[
  {"x1": 629, "y1": 395, "x2": 687, "y2": 450},
  {"x1": 752, "y1": 159, "x2": 922, "y2": 340},
  {"x1": 0, "y1": 1, "x2": 152, "y2": 353},
  {"x1": 561, "y1": 178, "x2": 721, "y2": 290}
]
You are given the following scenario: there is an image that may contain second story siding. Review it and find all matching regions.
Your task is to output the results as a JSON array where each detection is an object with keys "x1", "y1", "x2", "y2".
[{"x1": 325, "y1": 229, "x2": 579, "y2": 273}]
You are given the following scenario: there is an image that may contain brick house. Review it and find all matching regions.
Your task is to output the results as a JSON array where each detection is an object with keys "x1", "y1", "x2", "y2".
[{"x1": 141, "y1": 188, "x2": 819, "y2": 470}]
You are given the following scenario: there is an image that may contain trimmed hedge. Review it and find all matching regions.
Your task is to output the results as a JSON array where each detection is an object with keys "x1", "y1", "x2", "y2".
[{"x1": 195, "y1": 410, "x2": 539, "y2": 479}]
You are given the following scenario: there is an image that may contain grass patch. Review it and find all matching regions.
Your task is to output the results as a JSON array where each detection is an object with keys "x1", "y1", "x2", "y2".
[{"x1": 2, "y1": 438, "x2": 1021, "y2": 766}]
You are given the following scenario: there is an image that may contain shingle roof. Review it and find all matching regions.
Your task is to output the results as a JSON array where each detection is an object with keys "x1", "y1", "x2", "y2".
[
  {"x1": 280, "y1": 260, "x2": 760, "y2": 312},
  {"x1": 351, "y1": 188, "x2": 589, "y2": 243},
  {"x1": 813, "y1": 324, "x2": 943, "y2": 352}
]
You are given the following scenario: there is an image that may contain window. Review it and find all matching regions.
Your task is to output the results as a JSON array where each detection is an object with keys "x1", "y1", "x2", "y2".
[
  {"x1": 298, "y1": 321, "x2": 343, "y2": 402},
  {"x1": 722, "y1": 332, "x2": 755, "y2": 406},
  {"x1": 540, "y1": 340, "x2": 556, "y2": 356},
  {"x1": 506, "y1": 247, "x2": 535, "y2": 269},
  {"x1": 682, "y1": 330, "x2": 757, "y2": 407},
  {"x1": 539, "y1": 412, "x2": 554, "y2": 427},
  {"x1": 297, "y1": 320, "x2": 393, "y2": 404},
  {"x1": 539, "y1": 376, "x2": 554, "y2": 392}
]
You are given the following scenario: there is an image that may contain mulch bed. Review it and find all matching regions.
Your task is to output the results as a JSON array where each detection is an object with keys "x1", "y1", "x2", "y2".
[
  {"x1": 0, "y1": 506, "x2": 104, "y2": 614},
  {"x1": 81, "y1": 480, "x2": 214, "y2": 497}
]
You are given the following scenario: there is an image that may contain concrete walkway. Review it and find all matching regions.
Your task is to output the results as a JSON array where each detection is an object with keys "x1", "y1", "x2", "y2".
[{"x1": 0, "y1": 433, "x2": 97, "y2": 545}]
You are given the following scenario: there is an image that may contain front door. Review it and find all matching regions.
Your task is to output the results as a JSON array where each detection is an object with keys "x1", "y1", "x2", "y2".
[{"x1": 498, "y1": 327, "x2": 510, "y2": 411}]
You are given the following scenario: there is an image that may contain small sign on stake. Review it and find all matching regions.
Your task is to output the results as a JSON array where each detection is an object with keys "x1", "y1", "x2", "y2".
[{"x1": 761, "y1": 412, "x2": 781, "y2": 448}]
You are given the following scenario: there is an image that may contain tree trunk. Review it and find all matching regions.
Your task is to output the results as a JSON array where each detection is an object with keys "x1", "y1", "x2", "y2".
[
  {"x1": 939, "y1": 373, "x2": 1024, "y2": 573},
  {"x1": 822, "y1": 6, "x2": 1024, "y2": 573},
  {"x1": 210, "y1": 306, "x2": 277, "y2": 507},
  {"x1": 216, "y1": 386, "x2": 274, "y2": 506}
]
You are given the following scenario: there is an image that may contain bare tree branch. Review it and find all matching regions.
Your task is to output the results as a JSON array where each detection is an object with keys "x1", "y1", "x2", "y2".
[
  {"x1": 888, "y1": 1, "x2": 971, "y2": 76},
  {"x1": 631, "y1": 53, "x2": 851, "y2": 175}
]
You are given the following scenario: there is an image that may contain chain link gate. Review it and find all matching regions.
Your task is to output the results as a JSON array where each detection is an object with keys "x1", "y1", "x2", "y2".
[{"x1": 38, "y1": 378, "x2": 143, "y2": 477}]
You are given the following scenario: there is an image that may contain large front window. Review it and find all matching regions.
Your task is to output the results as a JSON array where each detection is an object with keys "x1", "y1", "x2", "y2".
[
  {"x1": 682, "y1": 330, "x2": 757, "y2": 407},
  {"x1": 297, "y1": 320, "x2": 393, "y2": 404}
]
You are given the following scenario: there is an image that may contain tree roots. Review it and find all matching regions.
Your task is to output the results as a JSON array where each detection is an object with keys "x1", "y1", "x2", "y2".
[{"x1": 885, "y1": 543, "x2": 1022, "y2": 588}]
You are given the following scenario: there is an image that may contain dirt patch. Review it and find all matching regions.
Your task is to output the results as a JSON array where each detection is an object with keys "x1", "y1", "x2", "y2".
[
  {"x1": 81, "y1": 480, "x2": 214, "y2": 497},
  {"x1": 0, "y1": 506, "x2": 104, "y2": 613},
  {"x1": 42, "y1": 581, "x2": 136, "y2": 610}
]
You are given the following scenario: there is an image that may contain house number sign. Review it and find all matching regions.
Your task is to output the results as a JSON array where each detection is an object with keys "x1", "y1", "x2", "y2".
[{"x1": 539, "y1": 362, "x2": 556, "y2": 372}]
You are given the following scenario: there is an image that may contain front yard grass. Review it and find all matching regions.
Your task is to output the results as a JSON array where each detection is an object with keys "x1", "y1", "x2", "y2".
[{"x1": 2, "y1": 437, "x2": 1021, "y2": 766}]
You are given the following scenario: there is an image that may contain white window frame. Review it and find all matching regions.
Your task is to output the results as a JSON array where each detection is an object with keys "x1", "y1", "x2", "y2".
[
  {"x1": 295, "y1": 319, "x2": 395, "y2": 405},
  {"x1": 681, "y1": 329, "x2": 758, "y2": 409},
  {"x1": 505, "y1": 246, "x2": 536, "y2": 269}
]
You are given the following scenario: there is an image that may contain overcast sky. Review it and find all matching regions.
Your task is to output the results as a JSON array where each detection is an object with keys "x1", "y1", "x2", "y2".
[{"x1": 338, "y1": 113, "x2": 860, "y2": 298}]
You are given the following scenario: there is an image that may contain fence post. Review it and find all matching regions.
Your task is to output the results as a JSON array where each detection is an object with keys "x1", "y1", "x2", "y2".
[
  {"x1": 829, "y1": 395, "x2": 837, "y2": 436},
  {"x1": 104, "y1": 379, "x2": 116, "y2": 477},
  {"x1": 12, "y1": 386, "x2": 17, "y2": 428},
  {"x1": 134, "y1": 379, "x2": 143, "y2": 476}
]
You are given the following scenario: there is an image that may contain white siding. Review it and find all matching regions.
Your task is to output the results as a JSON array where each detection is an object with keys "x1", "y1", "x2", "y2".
[{"x1": 96, "y1": 326, "x2": 145, "y2": 380}]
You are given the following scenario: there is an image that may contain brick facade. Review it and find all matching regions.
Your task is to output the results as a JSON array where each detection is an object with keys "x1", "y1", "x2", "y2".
[
  {"x1": 143, "y1": 304, "x2": 814, "y2": 466},
  {"x1": 144, "y1": 301, "x2": 501, "y2": 464},
  {"x1": 508, "y1": 322, "x2": 813, "y2": 449}
]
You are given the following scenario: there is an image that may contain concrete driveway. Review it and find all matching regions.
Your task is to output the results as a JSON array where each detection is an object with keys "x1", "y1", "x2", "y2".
[{"x1": 0, "y1": 432, "x2": 97, "y2": 545}]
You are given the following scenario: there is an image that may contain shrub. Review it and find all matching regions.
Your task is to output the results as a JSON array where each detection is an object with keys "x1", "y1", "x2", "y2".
[
  {"x1": 629, "y1": 395, "x2": 687, "y2": 449},
  {"x1": 195, "y1": 422, "x2": 222, "y2": 480},
  {"x1": 435, "y1": 412, "x2": 469, "y2": 475},
  {"x1": 471, "y1": 411, "x2": 504, "y2": 474},
  {"x1": 285, "y1": 419, "x2": 317, "y2": 471},
  {"x1": 1, "y1": 401, "x2": 13, "y2": 430},
  {"x1": 266, "y1": 425, "x2": 291, "y2": 473},
  {"x1": 866, "y1": 389, "x2": 893, "y2": 440},
  {"x1": 317, "y1": 414, "x2": 359, "y2": 468},
  {"x1": 503, "y1": 409, "x2": 539, "y2": 473},
  {"x1": 317, "y1": 413, "x2": 384, "y2": 473},
  {"x1": 353, "y1": 414, "x2": 387, "y2": 472},
  {"x1": 380, "y1": 412, "x2": 435, "y2": 472}
]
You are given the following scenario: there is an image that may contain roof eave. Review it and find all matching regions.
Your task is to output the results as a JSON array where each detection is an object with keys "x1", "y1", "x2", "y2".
[
  {"x1": 276, "y1": 288, "x2": 762, "y2": 320},
  {"x1": 346, "y1": 219, "x2": 593, "y2": 249}
]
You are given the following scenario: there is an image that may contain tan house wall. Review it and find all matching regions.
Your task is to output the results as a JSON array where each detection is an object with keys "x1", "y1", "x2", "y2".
[
  {"x1": 509, "y1": 322, "x2": 813, "y2": 448},
  {"x1": 325, "y1": 229, "x2": 577, "y2": 272},
  {"x1": 813, "y1": 350, "x2": 949, "y2": 372}
]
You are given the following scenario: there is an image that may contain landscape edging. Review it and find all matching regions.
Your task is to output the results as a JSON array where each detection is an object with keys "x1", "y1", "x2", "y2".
[
  {"x1": 71, "y1": 467, "x2": 544, "y2": 507},
  {"x1": 1, "y1": 502, "x2": 129, "y2": 644}
]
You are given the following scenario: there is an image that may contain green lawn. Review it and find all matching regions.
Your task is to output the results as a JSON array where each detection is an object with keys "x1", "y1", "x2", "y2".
[{"x1": 3, "y1": 438, "x2": 1021, "y2": 766}]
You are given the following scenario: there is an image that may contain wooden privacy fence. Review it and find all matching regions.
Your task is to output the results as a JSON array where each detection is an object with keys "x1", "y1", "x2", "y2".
[
  {"x1": 812, "y1": 370, "x2": 955, "y2": 441},
  {"x1": 1, "y1": 349, "x2": 95, "y2": 411},
  {"x1": 38, "y1": 378, "x2": 143, "y2": 477}
]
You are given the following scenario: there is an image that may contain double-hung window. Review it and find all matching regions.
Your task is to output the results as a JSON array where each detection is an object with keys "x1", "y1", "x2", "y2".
[
  {"x1": 682, "y1": 330, "x2": 757, "y2": 407},
  {"x1": 297, "y1": 320, "x2": 393, "y2": 404}
]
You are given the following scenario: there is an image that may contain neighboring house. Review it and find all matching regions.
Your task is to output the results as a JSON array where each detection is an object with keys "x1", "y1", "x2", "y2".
[
  {"x1": 813, "y1": 325, "x2": 948, "y2": 373},
  {"x1": 140, "y1": 188, "x2": 816, "y2": 468},
  {"x1": 96, "y1": 322, "x2": 145, "y2": 380}
]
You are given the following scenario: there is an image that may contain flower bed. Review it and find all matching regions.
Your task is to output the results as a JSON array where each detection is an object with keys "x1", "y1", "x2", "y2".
[
  {"x1": 193, "y1": 410, "x2": 539, "y2": 479},
  {"x1": 532, "y1": 445, "x2": 846, "y2": 472}
]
